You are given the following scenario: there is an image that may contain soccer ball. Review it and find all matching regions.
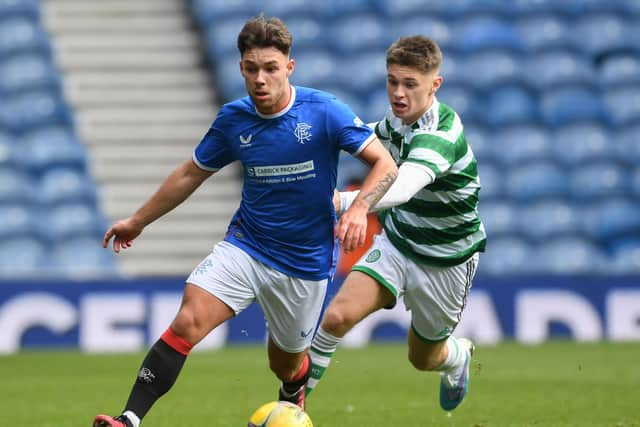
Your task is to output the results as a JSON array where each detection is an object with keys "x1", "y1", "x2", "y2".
[{"x1": 248, "y1": 401, "x2": 313, "y2": 427}]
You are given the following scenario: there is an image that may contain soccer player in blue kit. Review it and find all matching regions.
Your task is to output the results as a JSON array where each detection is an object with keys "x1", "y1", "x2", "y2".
[{"x1": 93, "y1": 15, "x2": 397, "y2": 427}]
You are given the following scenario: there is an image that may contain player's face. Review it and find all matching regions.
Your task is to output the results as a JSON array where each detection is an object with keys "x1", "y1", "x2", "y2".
[
  {"x1": 240, "y1": 47, "x2": 295, "y2": 115},
  {"x1": 386, "y1": 64, "x2": 442, "y2": 124}
]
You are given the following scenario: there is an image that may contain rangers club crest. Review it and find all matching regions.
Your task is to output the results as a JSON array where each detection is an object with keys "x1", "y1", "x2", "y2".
[{"x1": 294, "y1": 122, "x2": 312, "y2": 144}]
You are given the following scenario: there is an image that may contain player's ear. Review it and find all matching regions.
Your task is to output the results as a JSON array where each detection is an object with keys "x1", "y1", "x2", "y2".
[
  {"x1": 433, "y1": 75, "x2": 443, "y2": 93},
  {"x1": 286, "y1": 58, "x2": 295, "y2": 77}
]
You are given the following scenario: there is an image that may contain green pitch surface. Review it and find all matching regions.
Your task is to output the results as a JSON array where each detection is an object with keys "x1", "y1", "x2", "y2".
[{"x1": 2, "y1": 342, "x2": 639, "y2": 426}]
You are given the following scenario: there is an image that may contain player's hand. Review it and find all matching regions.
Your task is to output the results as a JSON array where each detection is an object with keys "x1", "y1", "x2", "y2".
[
  {"x1": 336, "y1": 204, "x2": 368, "y2": 253},
  {"x1": 333, "y1": 189, "x2": 341, "y2": 214},
  {"x1": 102, "y1": 217, "x2": 144, "y2": 253}
]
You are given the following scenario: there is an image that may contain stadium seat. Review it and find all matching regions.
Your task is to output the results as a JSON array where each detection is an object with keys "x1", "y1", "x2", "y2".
[
  {"x1": 0, "y1": 54, "x2": 60, "y2": 95},
  {"x1": 0, "y1": 236, "x2": 48, "y2": 278},
  {"x1": 529, "y1": 237, "x2": 607, "y2": 275},
  {"x1": 550, "y1": 123, "x2": 611, "y2": 167},
  {"x1": 569, "y1": 161, "x2": 627, "y2": 201},
  {"x1": 0, "y1": 131, "x2": 16, "y2": 168},
  {"x1": 477, "y1": 200, "x2": 517, "y2": 238},
  {"x1": 609, "y1": 238, "x2": 640, "y2": 275},
  {"x1": 516, "y1": 199, "x2": 580, "y2": 242},
  {"x1": 49, "y1": 237, "x2": 118, "y2": 279},
  {"x1": 285, "y1": 18, "x2": 326, "y2": 51},
  {"x1": 539, "y1": 86, "x2": 607, "y2": 128},
  {"x1": 464, "y1": 125, "x2": 492, "y2": 163},
  {"x1": 337, "y1": 151, "x2": 370, "y2": 189},
  {"x1": 0, "y1": 91, "x2": 72, "y2": 133},
  {"x1": 190, "y1": 0, "x2": 260, "y2": 26},
  {"x1": 330, "y1": 14, "x2": 388, "y2": 53},
  {"x1": 617, "y1": 124, "x2": 640, "y2": 166},
  {"x1": 505, "y1": 161, "x2": 569, "y2": 202},
  {"x1": 573, "y1": 14, "x2": 639, "y2": 59},
  {"x1": 438, "y1": 53, "x2": 466, "y2": 87},
  {"x1": 603, "y1": 86, "x2": 640, "y2": 127},
  {"x1": 213, "y1": 57, "x2": 246, "y2": 103},
  {"x1": 461, "y1": 50, "x2": 524, "y2": 91},
  {"x1": 290, "y1": 49, "x2": 337, "y2": 88},
  {"x1": 492, "y1": 124, "x2": 550, "y2": 166},
  {"x1": 321, "y1": 86, "x2": 367, "y2": 122},
  {"x1": 204, "y1": 17, "x2": 248, "y2": 58},
  {"x1": 389, "y1": 16, "x2": 453, "y2": 53},
  {"x1": 14, "y1": 126, "x2": 87, "y2": 174},
  {"x1": 44, "y1": 202, "x2": 105, "y2": 241},
  {"x1": 480, "y1": 236, "x2": 533, "y2": 276},
  {"x1": 0, "y1": 203, "x2": 39, "y2": 241},
  {"x1": 582, "y1": 198, "x2": 640, "y2": 242},
  {"x1": 0, "y1": 17, "x2": 50, "y2": 58},
  {"x1": 509, "y1": 0, "x2": 580, "y2": 17},
  {"x1": 523, "y1": 51, "x2": 595, "y2": 91},
  {"x1": 336, "y1": 51, "x2": 386, "y2": 97},
  {"x1": 260, "y1": 0, "x2": 334, "y2": 20},
  {"x1": 515, "y1": 14, "x2": 577, "y2": 53},
  {"x1": 484, "y1": 86, "x2": 538, "y2": 128},
  {"x1": 631, "y1": 165, "x2": 640, "y2": 198},
  {"x1": 477, "y1": 161, "x2": 502, "y2": 201},
  {"x1": 38, "y1": 167, "x2": 97, "y2": 206},
  {"x1": 0, "y1": 0, "x2": 39, "y2": 20},
  {"x1": 451, "y1": 17, "x2": 524, "y2": 54},
  {"x1": 436, "y1": 84, "x2": 481, "y2": 126},
  {"x1": 0, "y1": 166, "x2": 36, "y2": 204},
  {"x1": 363, "y1": 88, "x2": 390, "y2": 124},
  {"x1": 600, "y1": 54, "x2": 640, "y2": 88}
]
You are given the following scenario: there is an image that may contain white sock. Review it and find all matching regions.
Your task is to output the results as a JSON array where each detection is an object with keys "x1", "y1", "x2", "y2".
[
  {"x1": 122, "y1": 410, "x2": 140, "y2": 427},
  {"x1": 307, "y1": 328, "x2": 342, "y2": 393},
  {"x1": 437, "y1": 336, "x2": 467, "y2": 387}
]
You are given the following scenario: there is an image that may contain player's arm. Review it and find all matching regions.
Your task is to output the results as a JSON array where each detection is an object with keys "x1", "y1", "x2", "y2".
[
  {"x1": 336, "y1": 137, "x2": 397, "y2": 252},
  {"x1": 103, "y1": 159, "x2": 214, "y2": 252},
  {"x1": 338, "y1": 162, "x2": 434, "y2": 213}
]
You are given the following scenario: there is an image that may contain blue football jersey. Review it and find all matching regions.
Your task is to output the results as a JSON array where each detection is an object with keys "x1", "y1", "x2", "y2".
[{"x1": 193, "y1": 86, "x2": 375, "y2": 280}]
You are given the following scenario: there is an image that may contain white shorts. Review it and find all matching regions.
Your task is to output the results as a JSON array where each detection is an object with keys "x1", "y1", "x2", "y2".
[
  {"x1": 352, "y1": 231, "x2": 479, "y2": 342},
  {"x1": 187, "y1": 241, "x2": 328, "y2": 353}
]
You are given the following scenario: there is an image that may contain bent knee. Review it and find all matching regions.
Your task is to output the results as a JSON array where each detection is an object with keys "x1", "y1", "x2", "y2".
[{"x1": 321, "y1": 307, "x2": 356, "y2": 336}]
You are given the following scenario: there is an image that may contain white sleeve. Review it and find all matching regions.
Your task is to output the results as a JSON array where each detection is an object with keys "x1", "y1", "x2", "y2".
[{"x1": 338, "y1": 162, "x2": 435, "y2": 213}]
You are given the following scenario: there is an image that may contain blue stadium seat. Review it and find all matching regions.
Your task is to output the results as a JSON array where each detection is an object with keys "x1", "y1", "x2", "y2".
[
  {"x1": 0, "y1": 17, "x2": 50, "y2": 58},
  {"x1": 190, "y1": 0, "x2": 260, "y2": 26},
  {"x1": 604, "y1": 86, "x2": 640, "y2": 127},
  {"x1": 484, "y1": 85, "x2": 538, "y2": 128},
  {"x1": 550, "y1": 123, "x2": 611, "y2": 167},
  {"x1": 0, "y1": 203, "x2": 39, "y2": 241},
  {"x1": 44, "y1": 202, "x2": 105, "y2": 241},
  {"x1": 38, "y1": 167, "x2": 97, "y2": 206},
  {"x1": 0, "y1": 91, "x2": 72, "y2": 133},
  {"x1": 0, "y1": 54, "x2": 60, "y2": 95},
  {"x1": 204, "y1": 16, "x2": 247, "y2": 58},
  {"x1": 569, "y1": 161, "x2": 627, "y2": 201},
  {"x1": 261, "y1": 0, "x2": 334, "y2": 20},
  {"x1": 438, "y1": 53, "x2": 467, "y2": 87},
  {"x1": 336, "y1": 51, "x2": 386, "y2": 97},
  {"x1": 515, "y1": 14, "x2": 577, "y2": 53},
  {"x1": 510, "y1": 0, "x2": 581, "y2": 17},
  {"x1": 290, "y1": 49, "x2": 337, "y2": 88},
  {"x1": 464, "y1": 125, "x2": 492, "y2": 163},
  {"x1": 330, "y1": 14, "x2": 389, "y2": 53},
  {"x1": 631, "y1": 165, "x2": 640, "y2": 198},
  {"x1": 492, "y1": 124, "x2": 550, "y2": 166},
  {"x1": 213, "y1": 57, "x2": 246, "y2": 103},
  {"x1": 582, "y1": 198, "x2": 640, "y2": 242},
  {"x1": 517, "y1": 199, "x2": 580, "y2": 242},
  {"x1": 609, "y1": 238, "x2": 640, "y2": 275},
  {"x1": 286, "y1": 18, "x2": 326, "y2": 52},
  {"x1": 436, "y1": 84, "x2": 481, "y2": 126},
  {"x1": 373, "y1": 0, "x2": 441, "y2": 19},
  {"x1": 461, "y1": 51, "x2": 524, "y2": 91},
  {"x1": 539, "y1": 86, "x2": 607, "y2": 127},
  {"x1": 452, "y1": 17, "x2": 524, "y2": 54},
  {"x1": 617, "y1": 124, "x2": 640, "y2": 166},
  {"x1": 505, "y1": 161, "x2": 569, "y2": 201},
  {"x1": 15, "y1": 126, "x2": 87, "y2": 174},
  {"x1": 523, "y1": 51, "x2": 595, "y2": 91},
  {"x1": 389, "y1": 16, "x2": 453, "y2": 53},
  {"x1": 481, "y1": 236, "x2": 533, "y2": 276},
  {"x1": 0, "y1": 166, "x2": 36, "y2": 204},
  {"x1": 0, "y1": 0, "x2": 39, "y2": 20},
  {"x1": 600, "y1": 54, "x2": 640, "y2": 88},
  {"x1": 477, "y1": 200, "x2": 517, "y2": 238},
  {"x1": 0, "y1": 236, "x2": 48, "y2": 278},
  {"x1": 573, "y1": 14, "x2": 639, "y2": 59},
  {"x1": 0, "y1": 131, "x2": 16, "y2": 168},
  {"x1": 529, "y1": 237, "x2": 607, "y2": 275},
  {"x1": 322, "y1": 86, "x2": 367, "y2": 123},
  {"x1": 50, "y1": 236, "x2": 118, "y2": 279},
  {"x1": 363, "y1": 88, "x2": 389, "y2": 124},
  {"x1": 337, "y1": 151, "x2": 370, "y2": 189},
  {"x1": 477, "y1": 161, "x2": 502, "y2": 201}
]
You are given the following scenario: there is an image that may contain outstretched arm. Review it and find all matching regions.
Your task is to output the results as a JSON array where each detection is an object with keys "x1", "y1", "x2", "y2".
[
  {"x1": 103, "y1": 159, "x2": 214, "y2": 252},
  {"x1": 336, "y1": 138, "x2": 397, "y2": 252},
  {"x1": 338, "y1": 162, "x2": 434, "y2": 214}
]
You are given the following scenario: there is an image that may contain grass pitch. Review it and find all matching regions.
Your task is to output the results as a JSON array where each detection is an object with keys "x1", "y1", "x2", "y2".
[{"x1": 2, "y1": 342, "x2": 639, "y2": 426}]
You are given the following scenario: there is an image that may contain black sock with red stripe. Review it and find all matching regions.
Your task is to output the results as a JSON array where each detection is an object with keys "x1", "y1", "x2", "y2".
[
  {"x1": 123, "y1": 328, "x2": 193, "y2": 420},
  {"x1": 282, "y1": 354, "x2": 310, "y2": 395}
]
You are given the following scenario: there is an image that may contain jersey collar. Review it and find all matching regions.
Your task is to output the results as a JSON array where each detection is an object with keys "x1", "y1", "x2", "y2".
[
  {"x1": 411, "y1": 97, "x2": 440, "y2": 131},
  {"x1": 255, "y1": 85, "x2": 296, "y2": 119}
]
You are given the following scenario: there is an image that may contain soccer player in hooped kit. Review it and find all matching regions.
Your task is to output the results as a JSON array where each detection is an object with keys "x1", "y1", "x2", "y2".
[
  {"x1": 93, "y1": 16, "x2": 397, "y2": 427},
  {"x1": 307, "y1": 36, "x2": 487, "y2": 412}
]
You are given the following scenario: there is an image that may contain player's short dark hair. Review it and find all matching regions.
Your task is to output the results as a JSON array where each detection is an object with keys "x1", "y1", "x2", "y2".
[
  {"x1": 386, "y1": 35, "x2": 442, "y2": 74},
  {"x1": 237, "y1": 15, "x2": 292, "y2": 57}
]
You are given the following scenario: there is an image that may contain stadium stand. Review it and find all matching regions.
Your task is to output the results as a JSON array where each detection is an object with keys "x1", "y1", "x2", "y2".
[{"x1": 1, "y1": 0, "x2": 637, "y2": 278}]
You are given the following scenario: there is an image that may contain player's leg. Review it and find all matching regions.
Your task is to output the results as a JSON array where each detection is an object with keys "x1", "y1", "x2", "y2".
[
  {"x1": 404, "y1": 253, "x2": 479, "y2": 411},
  {"x1": 257, "y1": 270, "x2": 328, "y2": 410}
]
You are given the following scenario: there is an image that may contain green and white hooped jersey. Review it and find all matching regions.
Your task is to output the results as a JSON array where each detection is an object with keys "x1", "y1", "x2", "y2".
[{"x1": 374, "y1": 98, "x2": 486, "y2": 267}]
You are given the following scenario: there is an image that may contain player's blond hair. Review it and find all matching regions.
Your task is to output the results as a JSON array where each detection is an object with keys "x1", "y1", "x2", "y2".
[{"x1": 386, "y1": 35, "x2": 442, "y2": 73}]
